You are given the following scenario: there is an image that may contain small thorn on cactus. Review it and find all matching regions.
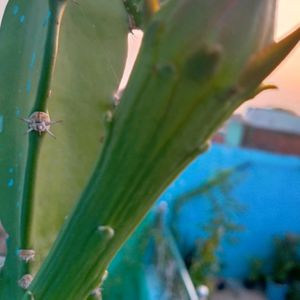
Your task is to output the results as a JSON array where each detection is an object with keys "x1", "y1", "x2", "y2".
[
  {"x1": 17, "y1": 249, "x2": 35, "y2": 262},
  {"x1": 113, "y1": 89, "x2": 124, "y2": 106},
  {"x1": 99, "y1": 269, "x2": 109, "y2": 285},
  {"x1": 24, "y1": 290, "x2": 35, "y2": 300},
  {"x1": 198, "y1": 141, "x2": 211, "y2": 153},
  {"x1": 97, "y1": 226, "x2": 115, "y2": 239},
  {"x1": 105, "y1": 111, "x2": 113, "y2": 123},
  {"x1": 101, "y1": 270, "x2": 108, "y2": 283},
  {"x1": 87, "y1": 270, "x2": 108, "y2": 299},
  {"x1": 18, "y1": 274, "x2": 33, "y2": 289},
  {"x1": 90, "y1": 287, "x2": 102, "y2": 299}
]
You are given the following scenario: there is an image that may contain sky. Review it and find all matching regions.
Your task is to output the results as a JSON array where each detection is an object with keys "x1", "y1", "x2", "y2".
[
  {"x1": 242, "y1": 0, "x2": 300, "y2": 115},
  {"x1": 0, "y1": 0, "x2": 299, "y2": 114}
]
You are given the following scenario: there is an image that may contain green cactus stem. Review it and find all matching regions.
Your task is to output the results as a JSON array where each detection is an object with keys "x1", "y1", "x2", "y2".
[
  {"x1": 0, "y1": 1, "x2": 127, "y2": 299},
  {"x1": 0, "y1": 1, "x2": 67, "y2": 298},
  {"x1": 27, "y1": 1, "x2": 299, "y2": 299},
  {"x1": 31, "y1": 0, "x2": 128, "y2": 272},
  {"x1": 19, "y1": 0, "x2": 67, "y2": 262}
]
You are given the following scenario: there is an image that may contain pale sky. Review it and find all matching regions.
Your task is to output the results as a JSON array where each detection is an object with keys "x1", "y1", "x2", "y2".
[
  {"x1": 0, "y1": 0, "x2": 299, "y2": 114},
  {"x1": 0, "y1": 1, "x2": 7, "y2": 22},
  {"x1": 242, "y1": 0, "x2": 300, "y2": 115}
]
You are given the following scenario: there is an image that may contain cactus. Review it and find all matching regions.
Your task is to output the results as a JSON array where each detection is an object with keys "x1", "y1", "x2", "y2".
[
  {"x1": 0, "y1": 0, "x2": 127, "y2": 298},
  {"x1": 0, "y1": 0, "x2": 299, "y2": 299}
]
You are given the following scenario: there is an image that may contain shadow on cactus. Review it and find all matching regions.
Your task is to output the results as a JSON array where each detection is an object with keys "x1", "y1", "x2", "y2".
[{"x1": 0, "y1": 0, "x2": 299, "y2": 299}]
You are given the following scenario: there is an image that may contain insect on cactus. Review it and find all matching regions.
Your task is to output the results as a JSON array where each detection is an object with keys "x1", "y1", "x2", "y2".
[
  {"x1": 0, "y1": 0, "x2": 299, "y2": 299},
  {"x1": 21, "y1": 111, "x2": 61, "y2": 138}
]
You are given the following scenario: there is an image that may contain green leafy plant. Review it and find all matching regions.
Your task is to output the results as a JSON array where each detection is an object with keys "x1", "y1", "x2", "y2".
[
  {"x1": 269, "y1": 234, "x2": 300, "y2": 284},
  {"x1": 171, "y1": 169, "x2": 245, "y2": 288},
  {"x1": 243, "y1": 257, "x2": 267, "y2": 291},
  {"x1": 0, "y1": 0, "x2": 299, "y2": 299}
]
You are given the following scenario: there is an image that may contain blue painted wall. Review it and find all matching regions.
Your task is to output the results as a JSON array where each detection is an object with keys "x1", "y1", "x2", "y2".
[{"x1": 159, "y1": 144, "x2": 300, "y2": 278}]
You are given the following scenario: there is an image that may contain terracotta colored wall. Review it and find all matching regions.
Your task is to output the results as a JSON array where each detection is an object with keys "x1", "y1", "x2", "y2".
[{"x1": 242, "y1": 125, "x2": 300, "y2": 156}]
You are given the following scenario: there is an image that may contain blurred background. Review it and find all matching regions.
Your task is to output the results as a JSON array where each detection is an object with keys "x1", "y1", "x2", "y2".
[{"x1": 0, "y1": 1, "x2": 299, "y2": 299}]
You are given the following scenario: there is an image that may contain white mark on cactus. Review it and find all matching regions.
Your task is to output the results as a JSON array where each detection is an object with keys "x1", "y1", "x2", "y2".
[
  {"x1": 24, "y1": 291, "x2": 35, "y2": 300},
  {"x1": 26, "y1": 80, "x2": 31, "y2": 94},
  {"x1": 16, "y1": 107, "x2": 21, "y2": 117},
  {"x1": 0, "y1": 221, "x2": 8, "y2": 269},
  {"x1": 12, "y1": 5, "x2": 19, "y2": 16},
  {"x1": 19, "y1": 15, "x2": 25, "y2": 23},
  {"x1": 113, "y1": 89, "x2": 123, "y2": 106},
  {"x1": 89, "y1": 270, "x2": 108, "y2": 298},
  {"x1": 29, "y1": 52, "x2": 36, "y2": 69},
  {"x1": 7, "y1": 178, "x2": 14, "y2": 188},
  {"x1": 90, "y1": 288, "x2": 101, "y2": 298},
  {"x1": 0, "y1": 256, "x2": 5, "y2": 269},
  {"x1": 21, "y1": 111, "x2": 62, "y2": 138},
  {"x1": 105, "y1": 111, "x2": 113, "y2": 123},
  {"x1": 98, "y1": 226, "x2": 115, "y2": 239},
  {"x1": 18, "y1": 274, "x2": 33, "y2": 289},
  {"x1": 17, "y1": 249, "x2": 35, "y2": 263},
  {"x1": 43, "y1": 10, "x2": 52, "y2": 27},
  {"x1": 101, "y1": 270, "x2": 108, "y2": 283},
  {"x1": 0, "y1": 115, "x2": 3, "y2": 133}
]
